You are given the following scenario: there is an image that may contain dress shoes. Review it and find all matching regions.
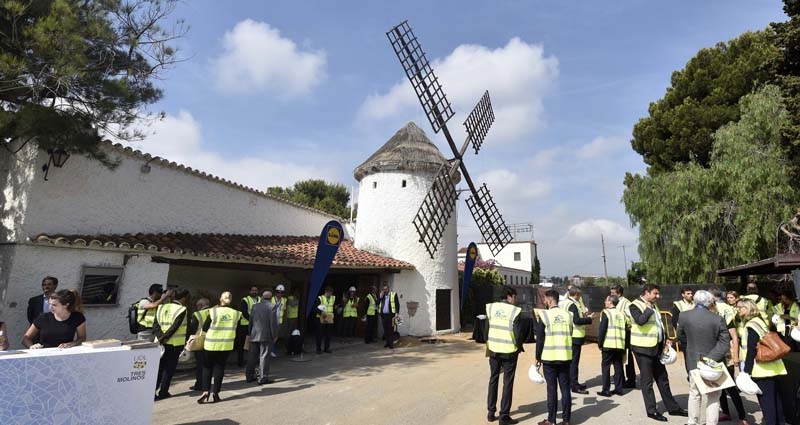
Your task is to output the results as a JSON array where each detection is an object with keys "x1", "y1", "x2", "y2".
[
  {"x1": 245, "y1": 378, "x2": 256, "y2": 383},
  {"x1": 578, "y1": 384, "x2": 587, "y2": 390},
  {"x1": 571, "y1": 386, "x2": 589, "y2": 395},
  {"x1": 646, "y1": 412, "x2": 668, "y2": 422},
  {"x1": 668, "y1": 408, "x2": 689, "y2": 417},
  {"x1": 258, "y1": 379, "x2": 274, "y2": 385},
  {"x1": 537, "y1": 421, "x2": 556, "y2": 425},
  {"x1": 498, "y1": 417, "x2": 519, "y2": 425},
  {"x1": 624, "y1": 381, "x2": 637, "y2": 389},
  {"x1": 596, "y1": 391, "x2": 614, "y2": 397},
  {"x1": 487, "y1": 413, "x2": 498, "y2": 422},
  {"x1": 613, "y1": 389, "x2": 625, "y2": 396},
  {"x1": 154, "y1": 392, "x2": 172, "y2": 401}
]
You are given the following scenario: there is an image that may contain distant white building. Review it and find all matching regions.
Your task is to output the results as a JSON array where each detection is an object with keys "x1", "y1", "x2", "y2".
[{"x1": 457, "y1": 241, "x2": 535, "y2": 286}]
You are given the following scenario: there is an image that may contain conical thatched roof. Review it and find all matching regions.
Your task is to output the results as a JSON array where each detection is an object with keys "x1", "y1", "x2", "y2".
[{"x1": 354, "y1": 122, "x2": 460, "y2": 182}]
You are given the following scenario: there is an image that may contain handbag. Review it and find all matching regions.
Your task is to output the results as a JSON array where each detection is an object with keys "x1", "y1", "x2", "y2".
[
  {"x1": 755, "y1": 331, "x2": 790, "y2": 362},
  {"x1": 185, "y1": 330, "x2": 206, "y2": 352}
]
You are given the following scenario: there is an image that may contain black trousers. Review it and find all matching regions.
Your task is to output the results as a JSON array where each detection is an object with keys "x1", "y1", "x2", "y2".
[
  {"x1": 234, "y1": 325, "x2": 247, "y2": 366},
  {"x1": 316, "y1": 320, "x2": 333, "y2": 351},
  {"x1": 719, "y1": 364, "x2": 746, "y2": 420},
  {"x1": 600, "y1": 349, "x2": 624, "y2": 392},
  {"x1": 754, "y1": 377, "x2": 785, "y2": 425},
  {"x1": 625, "y1": 349, "x2": 637, "y2": 385},
  {"x1": 342, "y1": 317, "x2": 356, "y2": 337},
  {"x1": 381, "y1": 313, "x2": 395, "y2": 348},
  {"x1": 487, "y1": 353, "x2": 518, "y2": 418},
  {"x1": 634, "y1": 351, "x2": 680, "y2": 414},
  {"x1": 365, "y1": 314, "x2": 378, "y2": 343},
  {"x1": 202, "y1": 350, "x2": 230, "y2": 395},
  {"x1": 543, "y1": 361, "x2": 572, "y2": 423},
  {"x1": 193, "y1": 350, "x2": 206, "y2": 388},
  {"x1": 570, "y1": 342, "x2": 583, "y2": 387},
  {"x1": 156, "y1": 344, "x2": 181, "y2": 396}
]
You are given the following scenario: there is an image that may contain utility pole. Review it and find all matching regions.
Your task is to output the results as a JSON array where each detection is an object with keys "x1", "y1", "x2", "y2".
[
  {"x1": 601, "y1": 233, "x2": 609, "y2": 285},
  {"x1": 618, "y1": 244, "x2": 629, "y2": 275}
]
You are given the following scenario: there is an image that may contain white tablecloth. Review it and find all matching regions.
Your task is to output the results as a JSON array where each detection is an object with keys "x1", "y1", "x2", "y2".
[{"x1": 0, "y1": 345, "x2": 159, "y2": 425}]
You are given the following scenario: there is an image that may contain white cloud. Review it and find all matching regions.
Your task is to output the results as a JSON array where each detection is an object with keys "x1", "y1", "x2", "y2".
[
  {"x1": 576, "y1": 136, "x2": 626, "y2": 160},
  {"x1": 565, "y1": 218, "x2": 637, "y2": 242},
  {"x1": 477, "y1": 168, "x2": 551, "y2": 202},
  {"x1": 129, "y1": 111, "x2": 330, "y2": 190},
  {"x1": 528, "y1": 147, "x2": 562, "y2": 169},
  {"x1": 212, "y1": 20, "x2": 327, "y2": 99},
  {"x1": 358, "y1": 37, "x2": 558, "y2": 143}
]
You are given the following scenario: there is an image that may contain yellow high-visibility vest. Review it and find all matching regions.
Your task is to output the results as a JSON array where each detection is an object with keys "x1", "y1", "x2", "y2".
[
  {"x1": 617, "y1": 297, "x2": 632, "y2": 319},
  {"x1": 773, "y1": 302, "x2": 800, "y2": 334},
  {"x1": 204, "y1": 306, "x2": 241, "y2": 351},
  {"x1": 240, "y1": 295, "x2": 261, "y2": 326},
  {"x1": 317, "y1": 295, "x2": 336, "y2": 319},
  {"x1": 137, "y1": 298, "x2": 156, "y2": 329},
  {"x1": 286, "y1": 296, "x2": 299, "y2": 319},
  {"x1": 715, "y1": 301, "x2": 736, "y2": 326},
  {"x1": 156, "y1": 303, "x2": 187, "y2": 346},
  {"x1": 740, "y1": 317, "x2": 788, "y2": 378},
  {"x1": 485, "y1": 302, "x2": 521, "y2": 354},
  {"x1": 630, "y1": 298, "x2": 660, "y2": 348},
  {"x1": 381, "y1": 292, "x2": 397, "y2": 314},
  {"x1": 743, "y1": 294, "x2": 772, "y2": 320},
  {"x1": 366, "y1": 294, "x2": 377, "y2": 316},
  {"x1": 602, "y1": 308, "x2": 626, "y2": 350},
  {"x1": 561, "y1": 298, "x2": 586, "y2": 339},
  {"x1": 193, "y1": 308, "x2": 210, "y2": 330},
  {"x1": 343, "y1": 296, "x2": 359, "y2": 318},
  {"x1": 537, "y1": 307, "x2": 573, "y2": 361},
  {"x1": 673, "y1": 299, "x2": 694, "y2": 312}
]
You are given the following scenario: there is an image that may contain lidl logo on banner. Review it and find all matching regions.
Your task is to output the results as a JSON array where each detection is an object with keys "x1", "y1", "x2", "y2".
[
  {"x1": 326, "y1": 226, "x2": 341, "y2": 245},
  {"x1": 468, "y1": 246, "x2": 477, "y2": 260},
  {"x1": 133, "y1": 354, "x2": 147, "y2": 369},
  {"x1": 118, "y1": 354, "x2": 148, "y2": 383}
]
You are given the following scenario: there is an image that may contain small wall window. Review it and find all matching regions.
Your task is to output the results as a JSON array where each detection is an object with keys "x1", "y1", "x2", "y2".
[
  {"x1": 80, "y1": 266, "x2": 123, "y2": 306},
  {"x1": 402, "y1": 180, "x2": 407, "y2": 188},
  {"x1": 373, "y1": 181, "x2": 377, "y2": 189},
  {"x1": 513, "y1": 252, "x2": 521, "y2": 261}
]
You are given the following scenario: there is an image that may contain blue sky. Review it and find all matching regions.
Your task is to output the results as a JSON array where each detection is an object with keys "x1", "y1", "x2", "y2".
[{"x1": 129, "y1": 0, "x2": 789, "y2": 278}]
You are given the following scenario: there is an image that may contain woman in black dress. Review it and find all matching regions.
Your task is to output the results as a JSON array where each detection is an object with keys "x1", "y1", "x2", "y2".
[{"x1": 22, "y1": 289, "x2": 86, "y2": 349}]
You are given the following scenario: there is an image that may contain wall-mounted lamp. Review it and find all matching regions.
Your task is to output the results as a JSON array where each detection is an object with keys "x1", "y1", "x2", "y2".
[
  {"x1": 140, "y1": 156, "x2": 160, "y2": 174},
  {"x1": 42, "y1": 148, "x2": 70, "y2": 181}
]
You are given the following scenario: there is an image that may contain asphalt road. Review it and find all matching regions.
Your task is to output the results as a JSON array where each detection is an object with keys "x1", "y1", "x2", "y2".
[{"x1": 152, "y1": 333, "x2": 764, "y2": 425}]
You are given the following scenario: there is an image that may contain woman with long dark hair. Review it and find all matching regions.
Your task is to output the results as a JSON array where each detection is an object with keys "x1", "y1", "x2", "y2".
[{"x1": 22, "y1": 289, "x2": 86, "y2": 349}]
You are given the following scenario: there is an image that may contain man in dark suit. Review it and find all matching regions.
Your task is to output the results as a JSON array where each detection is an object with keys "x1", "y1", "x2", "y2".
[
  {"x1": 27, "y1": 276, "x2": 58, "y2": 324},
  {"x1": 629, "y1": 283, "x2": 688, "y2": 422},
  {"x1": 247, "y1": 291, "x2": 279, "y2": 385},
  {"x1": 677, "y1": 290, "x2": 730, "y2": 425},
  {"x1": 379, "y1": 284, "x2": 400, "y2": 349}
]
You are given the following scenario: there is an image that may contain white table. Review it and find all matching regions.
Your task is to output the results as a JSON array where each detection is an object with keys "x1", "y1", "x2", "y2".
[{"x1": 0, "y1": 345, "x2": 159, "y2": 425}]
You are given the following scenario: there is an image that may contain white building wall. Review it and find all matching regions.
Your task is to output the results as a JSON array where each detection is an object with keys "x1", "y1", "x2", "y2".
[
  {"x1": 0, "y1": 244, "x2": 168, "y2": 349},
  {"x1": 1, "y1": 143, "x2": 337, "y2": 242},
  {"x1": 477, "y1": 241, "x2": 536, "y2": 273},
  {"x1": 355, "y1": 171, "x2": 458, "y2": 336}
]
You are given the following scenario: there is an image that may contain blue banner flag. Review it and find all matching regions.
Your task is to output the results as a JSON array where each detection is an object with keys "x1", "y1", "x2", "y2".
[
  {"x1": 461, "y1": 242, "x2": 478, "y2": 309},
  {"x1": 306, "y1": 220, "x2": 344, "y2": 317}
]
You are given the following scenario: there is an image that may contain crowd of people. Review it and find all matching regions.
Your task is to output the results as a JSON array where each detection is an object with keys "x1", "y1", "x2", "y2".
[{"x1": 485, "y1": 282, "x2": 800, "y2": 425}]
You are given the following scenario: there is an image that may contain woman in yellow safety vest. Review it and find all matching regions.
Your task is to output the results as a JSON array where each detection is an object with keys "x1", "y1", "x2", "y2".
[
  {"x1": 198, "y1": 291, "x2": 242, "y2": 404},
  {"x1": 736, "y1": 298, "x2": 787, "y2": 425}
]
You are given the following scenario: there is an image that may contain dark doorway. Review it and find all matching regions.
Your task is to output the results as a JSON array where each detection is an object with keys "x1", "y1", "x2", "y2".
[{"x1": 436, "y1": 289, "x2": 452, "y2": 331}]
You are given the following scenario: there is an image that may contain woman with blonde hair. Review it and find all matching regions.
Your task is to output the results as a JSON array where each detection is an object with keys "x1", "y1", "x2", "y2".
[
  {"x1": 22, "y1": 289, "x2": 85, "y2": 349},
  {"x1": 197, "y1": 291, "x2": 241, "y2": 404},
  {"x1": 736, "y1": 298, "x2": 787, "y2": 425}
]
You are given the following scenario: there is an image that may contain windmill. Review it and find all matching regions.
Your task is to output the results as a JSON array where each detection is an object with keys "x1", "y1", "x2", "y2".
[{"x1": 386, "y1": 21, "x2": 512, "y2": 259}]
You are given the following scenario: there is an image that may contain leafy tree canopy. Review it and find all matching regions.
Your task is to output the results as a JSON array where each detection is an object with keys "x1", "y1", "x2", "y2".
[
  {"x1": 769, "y1": 0, "x2": 800, "y2": 160},
  {"x1": 624, "y1": 85, "x2": 798, "y2": 283},
  {"x1": 268, "y1": 179, "x2": 352, "y2": 218},
  {"x1": 631, "y1": 30, "x2": 779, "y2": 174},
  {"x1": 0, "y1": 0, "x2": 186, "y2": 165}
]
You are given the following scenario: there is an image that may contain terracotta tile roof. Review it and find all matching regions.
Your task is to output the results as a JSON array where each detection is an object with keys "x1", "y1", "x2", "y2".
[{"x1": 31, "y1": 233, "x2": 414, "y2": 270}]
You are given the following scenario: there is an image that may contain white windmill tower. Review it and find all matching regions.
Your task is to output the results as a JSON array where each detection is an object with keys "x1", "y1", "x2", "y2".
[{"x1": 353, "y1": 122, "x2": 460, "y2": 336}]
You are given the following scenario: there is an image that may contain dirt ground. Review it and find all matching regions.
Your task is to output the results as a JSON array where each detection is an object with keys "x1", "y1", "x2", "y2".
[{"x1": 152, "y1": 333, "x2": 764, "y2": 425}]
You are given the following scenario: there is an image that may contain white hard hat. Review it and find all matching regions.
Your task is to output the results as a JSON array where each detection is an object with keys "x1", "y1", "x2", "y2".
[
  {"x1": 528, "y1": 364, "x2": 545, "y2": 384},
  {"x1": 349, "y1": 286, "x2": 356, "y2": 292},
  {"x1": 178, "y1": 349, "x2": 192, "y2": 363},
  {"x1": 772, "y1": 314, "x2": 782, "y2": 325},
  {"x1": 791, "y1": 327, "x2": 800, "y2": 342},
  {"x1": 697, "y1": 361, "x2": 723, "y2": 382},
  {"x1": 735, "y1": 372, "x2": 762, "y2": 395},
  {"x1": 291, "y1": 329, "x2": 301, "y2": 336},
  {"x1": 276, "y1": 284, "x2": 285, "y2": 291},
  {"x1": 659, "y1": 346, "x2": 677, "y2": 365}
]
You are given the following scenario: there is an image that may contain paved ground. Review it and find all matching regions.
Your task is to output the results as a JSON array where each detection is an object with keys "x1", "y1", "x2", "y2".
[{"x1": 152, "y1": 333, "x2": 763, "y2": 425}]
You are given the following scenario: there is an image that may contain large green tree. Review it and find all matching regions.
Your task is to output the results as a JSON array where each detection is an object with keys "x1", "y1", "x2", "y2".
[
  {"x1": 623, "y1": 86, "x2": 798, "y2": 283},
  {"x1": 630, "y1": 31, "x2": 779, "y2": 174},
  {"x1": 268, "y1": 179, "x2": 352, "y2": 218},
  {"x1": 0, "y1": 0, "x2": 186, "y2": 165},
  {"x1": 769, "y1": 0, "x2": 800, "y2": 162}
]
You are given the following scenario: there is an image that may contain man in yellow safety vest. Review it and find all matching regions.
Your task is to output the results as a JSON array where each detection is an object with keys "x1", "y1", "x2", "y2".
[
  {"x1": 561, "y1": 286, "x2": 594, "y2": 394},
  {"x1": 237, "y1": 286, "x2": 261, "y2": 367},
  {"x1": 597, "y1": 294, "x2": 628, "y2": 397},
  {"x1": 153, "y1": 288, "x2": 190, "y2": 401},
  {"x1": 342, "y1": 286, "x2": 359, "y2": 338},
  {"x1": 535, "y1": 289, "x2": 573, "y2": 425},
  {"x1": 363, "y1": 285, "x2": 379, "y2": 344},
  {"x1": 315, "y1": 286, "x2": 336, "y2": 354},
  {"x1": 610, "y1": 284, "x2": 636, "y2": 388},
  {"x1": 379, "y1": 284, "x2": 400, "y2": 349},
  {"x1": 485, "y1": 286, "x2": 523, "y2": 425}
]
